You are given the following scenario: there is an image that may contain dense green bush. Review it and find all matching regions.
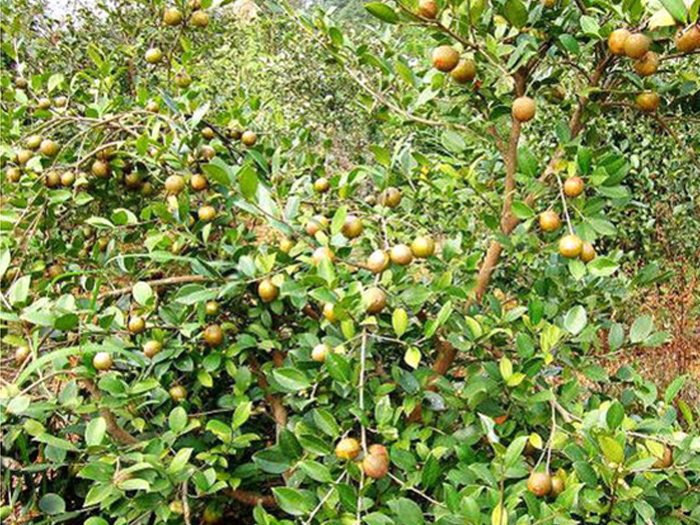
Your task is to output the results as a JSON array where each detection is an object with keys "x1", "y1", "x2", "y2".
[{"x1": 1, "y1": 0, "x2": 699, "y2": 524}]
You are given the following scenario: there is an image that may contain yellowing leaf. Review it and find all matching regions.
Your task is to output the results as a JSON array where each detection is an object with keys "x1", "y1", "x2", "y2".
[
  {"x1": 404, "y1": 347, "x2": 421, "y2": 369},
  {"x1": 648, "y1": 8, "x2": 676, "y2": 28}
]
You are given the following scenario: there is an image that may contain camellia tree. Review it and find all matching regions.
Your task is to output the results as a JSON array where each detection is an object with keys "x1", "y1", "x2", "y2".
[{"x1": 1, "y1": 0, "x2": 699, "y2": 524}]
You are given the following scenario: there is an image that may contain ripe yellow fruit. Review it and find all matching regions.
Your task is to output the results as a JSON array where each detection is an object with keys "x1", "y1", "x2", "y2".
[
  {"x1": 418, "y1": 0, "x2": 438, "y2": 19},
  {"x1": 539, "y1": 211, "x2": 561, "y2": 232},
  {"x1": 15, "y1": 346, "x2": 30, "y2": 364},
  {"x1": 203, "y1": 324, "x2": 223, "y2": 346},
  {"x1": 165, "y1": 174, "x2": 186, "y2": 194},
  {"x1": 312, "y1": 247, "x2": 335, "y2": 265},
  {"x1": 608, "y1": 28, "x2": 631, "y2": 55},
  {"x1": 527, "y1": 471, "x2": 552, "y2": 497},
  {"x1": 16, "y1": 149, "x2": 33, "y2": 165},
  {"x1": 169, "y1": 385, "x2": 187, "y2": 402},
  {"x1": 25, "y1": 135, "x2": 42, "y2": 150},
  {"x1": 550, "y1": 477, "x2": 565, "y2": 497},
  {"x1": 634, "y1": 51, "x2": 658, "y2": 77},
  {"x1": 40, "y1": 139, "x2": 59, "y2": 157},
  {"x1": 312, "y1": 343, "x2": 330, "y2": 362},
  {"x1": 128, "y1": 316, "x2": 146, "y2": 334},
  {"x1": 241, "y1": 131, "x2": 257, "y2": 146},
  {"x1": 390, "y1": 244, "x2": 413, "y2": 266},
  {"x1": 279, "y1": 238, "x2": 295, "y2": 253},
  {"x1": 174, "y1": 72, "x2": 192, "y2": 88},
  {"x1": 580, "y1": 242, "x2": 596, "y2": 263},
  {"x1": 45, "y1": 170, "x2": 61, "y2": 188},
  {"x1": 363, "y1": 287, "x2": 387, "y2": 314},
  {"x1": 653, "y1": 446, "x2": 673, "y2": 468},
  {"x1": 306, "y1": 216, "x2": 327, "y2": 236},
  {"x1": 411, "y1": 236, "x2": 435, "y2": 258},
  {"x1": 205, "y1": 301, "x2": 219, "y2": 316},
  {"x1": 362, "y1": 452, "x2": 389, "y2": 479},
  {"x1": 624, "y1": 33, "x2": 650, "y2": 59},
  {"x1": 367, "y1": 250, "x2": 389, "y2": 274},
  {"x1": 198, "y1": 205, "x2": 216, "y2": 222},
  {"x1": 322, "y1": 303, "x2": 337, "y2": 322},
  {"x1": 200, "y1": 145, "x2": 216, "y2": 161},
  {"x1": 335, "y1": 437, "x2": 361, "y2": 460},
  {"x1": 145, "y1": 48, "x2": 163, "y2": 64},
  {"x1": 379, "y1": 187, "x2": 401, "y2": 208},
  {"x1": 202, "y1": 127, "x2": 215, "y2": 140},
  {"x1": 512, "y1": 96, "x2": 536, "y2": 122},
  {"x1": 563, "y1": 176, "x2": 584, "y2": 198},
  {"x1": 341, "y1": 215, "x2": 363, "y2": 239},
  {"x1": 146, "y1": 100, "x2": 160, "y2": 113},
  {"x1": 190, "y1": 174, "x2": 208, "y2": 191},
  {"x1": 164, "y1": 7, "x2": 183, "y2": 25},
  {"x1": 60, "y1": 171, "x2": 75, "y2": 187},
  {"x1": 431, "y1": 45, "x2": 460, "y2": 72},
  {"x1": 676, "y1": 25, "x2": 700, "y2": 53},
  {"x1": 635, "y1": 92, "x2": 660, "y2": 113},
  {"x1": 191, "y1": 10, "x2": 209, "y2": 27},
  {"x1": 450, "y1": 59, "x2": 476, "y2": 84},
  {"x1": 143, "y1": 340, "x2": 163, "y2": 358},
  {"x1": 54, "y1": 96, "x2": 68, "y2": 108},
  {"x1": 6, "y1": 167, "x2": 21, "y2": 183},
  {"x1": 314, "y1": 177, "x2": 330, "y2": 193},
  {"x1": 558, "y1": 234, "x2": 583, "y2": 258},
  {"x1": 258, "y1": 278, "x2": 279, "y2": 303},
  {"x1": 91, "y1": 160, "x2": 110, "y2": 178},
  {"x1": 93, "y1": 352, "x2": 113, "y2": 371}
]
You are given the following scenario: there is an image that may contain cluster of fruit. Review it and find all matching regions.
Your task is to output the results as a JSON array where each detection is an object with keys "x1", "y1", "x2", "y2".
[{"x1": 335, "y1": 437, "x2": 390, "y2": 480}]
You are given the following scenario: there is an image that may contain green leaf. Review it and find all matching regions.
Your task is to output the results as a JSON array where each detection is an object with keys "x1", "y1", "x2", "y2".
[
  {"x1": 132, "y1": 281, "x2": 153, "y2": 306},
  {"x1": 499, "y1": 356, "x2": 513, "y2": 381},
  {"x1": 512, "y1": 201, "x2": 535, "y2": 219},
  {"x1": 168, "y1": 448, "x2": 193, "y2": 474},
  {"x1": 273, "y1": 368, "x2": 311, "y2": 392},
  {"x1": 331, "y1": 205, "x2": 347, "y2": 235},
  {"x1": 299, "y1": 460, "x2": 333, "y2": 482},
  {"x1": 563, "y1": 305, "x2": 587, "y2": 335},
  {"x1": 364, "y1": 2, "x2": 399, "y2": 24},
  {"x1": 664, "y1": 375, "x2": 687, "y2": 403},
  {"x1": 238, "y1": 164, "x2": 259, "y2": 201},
  {"x1": 85, "y1": 417, "x2": 106, "y2": 446},
  {"x1": 232, "y1": 401, "x2": 252, "y2": 429},
  {"x1": 9, "y1": 275, "x2": 31, "y2": 305},
  {"x1": 39, "y1": 494, "x2": 65, "y2": 515},
  {"x1": 606, "y1": 402, "x2": 625, "y2": 430},
  {"x1": 169, "y1": 407, "x2": 188, "y2": 433},
  {"x1": 598, "y1": 436, "x2": 624, "y2": 464},
  {"x1": 388, "y1": 498, "x2": 424, "y2": 525},
  {"x1": 630, "y1": 315, "x2": 653, "y2": 344},
  {"x1": 273, "y1": 487, "x2": 317, "y2": 516},
  {"x1": 659, "y1": 0, "x2": 687, "y2": 22},
  {"x1": 393, "y1": 308, "x2": 408, "y2": 337},
  {"x1": 312, "y1": 408, "x2": 339, "y2": 438},
  {"x1": 588, "y1": 256, "x2": 618, "y2": 277},
  {"x1": 504, "y1": 0, "x2": 528, "y2": 28}
]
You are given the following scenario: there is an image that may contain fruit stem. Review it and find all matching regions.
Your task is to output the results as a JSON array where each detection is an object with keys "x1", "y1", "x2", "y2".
[{"x1": 554, "y1": 172, "x2": 575, "y2": 235}]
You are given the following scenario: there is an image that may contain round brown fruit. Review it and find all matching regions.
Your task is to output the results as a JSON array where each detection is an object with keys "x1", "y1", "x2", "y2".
[
  {"x1": 55, "y1": 96, "x2": 68, "y2": 108},
  {"x1": 164, "y1": 7, "x2": 183, "y2": 25},
  {"x1": 653, "y1": 446, "x2": 673, "y2": 468},
  {"x1": 190, "y1": 174, "x2": 208, "y2": 191},
  {"x1": 563, "y1": 176, "x2": 584, "y2": 198},
  {"x1": 539, "y1": 211, "x2": 561, "y2": 232},
  {"x1": 174, "y1": 72, "x2": 192, "y2": 88},
  {"x1": 125, "y1": 173, "x2": 142, "y2": 190},
  {"x1": 379, "y1": 187, "x2": 401, "y2": 208},
  {"x1": 418, "y1": 0, "x2": 438, "y2": 19},
  {"x1": 390, "y1": 244, "x2": 413, "y2": 266},
  {"x1": 15, "y1": 346, "x2": 30, "y2": 364},
  {"x1": 165, "y1": 174, "x2": 186, "y2": 194},
  {"x1": 205, "y1": 301, "x2": 219, "y2": 316},
  {"x1": 512, "y1": 96, "x2": 536, "y2": 122},
  {"x1": 203, "y1": 324, "x2": 223, "y2": 346},
  {"x1": 608, "y1": 28, "x2": 631, "y2": 55},
  {"x1": 128, "y1": 316, "x2": 146, "y2": 334},
  {"x1": 14, "y1": 77, "x2": 28, "y2": 89},
  {"x1": 200, "y1": 145, "x2": 216, "y2": 160},
  {"x1": 146, "y1": 100, "x2": 159, "y2": 113},
  {"x1": 202, "y1": 127, "x2": 215, "y2": 140},
  {"x1": 312, "y1": 247, "x2": 334, "y2": 265},
  {"x1": 312, "y1": 343, "x2": 330, "y2": 362},
  {"x1": 169, "y1": 385, "x2": 187, "y2": 402},
  {"x1": 306, "y1": 216, "x2": 327, "y2": 236},
  {"x1": 341, "y1": 215, "x2": 363, "y2": 238},
  {"x1": 202, "y1": 507, "x2": 222, "y2": 525},
  {"x1": 241, "y1": 131, "x2": 257, "y2": 146},
  {"x1": 190, "y1": 10, "x2": 209, "y2": 27},
  {"x1": 7, "y1": 167, "x2": 21, "y2": 183},
  {"x1": 431, "y1": 45, "x2": 460, "y2": 72},
  {"x1": 258, "y1": 278, "x2": 279, "y2": 303},
  {"x1": 634, "y1": 51, "x2": 658, "y2": 77},
  {"x1": 93, "y1": 352, "x2": 113, "y2": 371},
  {"x1": 143, "y1": 340, "x2": 163, "y2": 358},
  {"x1": 362, "y1": 452, "x2": 389, "y2": 479},
  {"x1": 45, "y1": 170, "x2": 61, "y2": 188},
  {"x1": 145, "y1": 48, "x2": 163, "y2": 64},
  {"x1": 580, "y1": 242, "x2": 596, "y2": 263},
  {"x1": 367, "y1": 250, "x2": 389, "y2": 274},
  {"x1": 91, "y1": 160, "x2": 110, "y2": 178},
  {"x1": 37, "y1": 97, "x2": 51, "y2": 110},
  {"x1": 635, "y1": 91, "x2": 660, "y2": 113},
  {"x1": 450, "y1": 59, "x2": 476, "y2": 84},
  {"x1": 527, "y1": 471, "x2": 552, "y2": 497},
  {"x1": 16, "y1": 149, "x2": 33, "y2": 165},
  {"x1": 542, "y1": 0, "x2": 557, "y2": 7},
  {"x1": 411, "y1": 236, "x2": 435, "y2": 258},
  {"x1": 40, "y1": 139, "x2": 59, "y2": 157},
  {"x1": 363, "y1": 287, "x2": 387, "y2": 314},
  {"x1": 335, "y1": 437, "x2": 361, "y2": 460},
  {"x1": 550, "y1": 477, "x2": 565, "y2": 497},
  {"x1": 676, "y1": 25, "x2": 700, "y2": 53},
  {"x1": 60, "y1": 171, "x2": 75, "y2": 187},
  {"x1": 368, "y1": 444, "x2": 388, "y2": 458},
  {"x1": 314, "y1": 177, "x2": 330, "y2": 193},
  {"x1": 25, "y1": 135, "x2": 42, "y2": 150},
  {"x1": 198, "y1": 205, "x2": 216, "y2": 222},
  {"x1": 558, "y1": 234, "x2": 583, "y2": 258},
  {"x1": 624, "y1": 33, "x2": 650, "y2": 59}
]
